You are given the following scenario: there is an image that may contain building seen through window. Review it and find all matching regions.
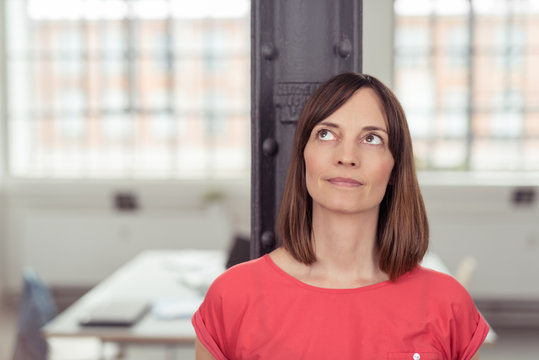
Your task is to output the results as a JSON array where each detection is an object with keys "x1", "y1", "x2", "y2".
[
  {"x1": 5, "y1": 0, "x2": 250, "y2": 179},
  {"x1": 394, "y1": 0, "x2": 539, "y2": 172}
]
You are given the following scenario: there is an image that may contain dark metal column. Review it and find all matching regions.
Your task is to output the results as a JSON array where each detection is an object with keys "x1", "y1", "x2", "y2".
[{"x1": 251, "y1": 0, "x2": 363, "y2": 258}]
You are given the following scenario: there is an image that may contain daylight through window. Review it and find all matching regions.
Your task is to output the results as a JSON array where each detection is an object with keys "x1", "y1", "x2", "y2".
[
  {"x1": 394, "y1": 0, "x2": 539, "y2": 172},
  {"x1": 5, "y1": 0, "x2": 250, "y2": 179}
]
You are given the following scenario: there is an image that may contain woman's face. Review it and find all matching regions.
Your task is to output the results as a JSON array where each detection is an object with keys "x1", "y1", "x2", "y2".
[{"x1": 303, "y1": 88, "x2": 395, "y2": 216}]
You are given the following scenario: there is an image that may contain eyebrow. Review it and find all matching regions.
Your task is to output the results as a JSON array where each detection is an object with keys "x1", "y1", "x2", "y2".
[{"x1": 316, "y1": 121, "x2": 388, "y2": 133}]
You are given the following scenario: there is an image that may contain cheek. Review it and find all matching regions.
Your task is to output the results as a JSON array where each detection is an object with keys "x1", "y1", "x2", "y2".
[
  {"x1": 303, "y1": 148, "x2": 322, "y2": 196},
  {"x1": 373, "y1": 157, "x2": 395, "y2": 186}
]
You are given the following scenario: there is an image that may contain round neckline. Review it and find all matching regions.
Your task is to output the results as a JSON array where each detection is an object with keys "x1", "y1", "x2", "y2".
[{"x1": 263, "y1": 254, "x2": 409, "y2": 294}]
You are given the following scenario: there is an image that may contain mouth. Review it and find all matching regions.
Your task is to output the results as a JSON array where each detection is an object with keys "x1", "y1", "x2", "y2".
[{"x1": 326, "y1": 177, "x2": 363, "y2": 187}]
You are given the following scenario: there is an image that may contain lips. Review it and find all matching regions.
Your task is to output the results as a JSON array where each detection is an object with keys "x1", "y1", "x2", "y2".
[{"x1": 327, "y1": 177, "x2": 363, "y2": 187}]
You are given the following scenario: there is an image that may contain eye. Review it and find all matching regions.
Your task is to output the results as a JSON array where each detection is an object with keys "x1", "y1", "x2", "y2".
[
  {"x1": 317, "y1": 129, "x2": 336, "y2": 141},
  {"x1": 363, "y1": 133, "x2": 383, "y2": 145}
]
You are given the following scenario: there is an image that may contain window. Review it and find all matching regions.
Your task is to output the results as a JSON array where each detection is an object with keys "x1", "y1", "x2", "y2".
[
  {"x1": 4, "y1": 0, "x2": 250, "y2": 179},
  {"x1": 394, "y1": 0, "x2": 539, "y2": 172}
]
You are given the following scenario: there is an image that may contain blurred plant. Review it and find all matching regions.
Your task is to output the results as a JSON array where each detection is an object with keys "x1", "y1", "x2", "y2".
[{"x1": 201, "y1": 189, "x2": 226, "y2": 206}]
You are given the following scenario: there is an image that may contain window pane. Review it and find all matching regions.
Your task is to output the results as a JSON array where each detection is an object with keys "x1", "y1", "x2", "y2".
[
  {"x1": 471, "y1": 140, "x2": 523, "y2": 171},
  {"x1": 136, "y1": 56, "x2": 170, "y2": 110},
  {"x1": 395, "y1": 0, "x2": 539, "y2": 172},
  {"x1": 430, "y1": 140, "x2": 468, "y2": 170},
  {"x1": 5, "y1": 0, "x2": 251, "y2": 179}
]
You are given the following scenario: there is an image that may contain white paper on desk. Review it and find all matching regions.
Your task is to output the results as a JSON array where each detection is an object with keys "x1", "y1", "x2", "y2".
[
  {"x1": 151, "y1": 296, "x2": 203, "y2": 319},
  {"x1": 163, "y1": 250, "x2": 225, "y2": 294}
]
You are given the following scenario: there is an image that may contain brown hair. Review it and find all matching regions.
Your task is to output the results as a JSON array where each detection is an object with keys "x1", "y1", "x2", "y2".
[{"x1": 277, "y1": 72, "x2": 429, "y2": 281}]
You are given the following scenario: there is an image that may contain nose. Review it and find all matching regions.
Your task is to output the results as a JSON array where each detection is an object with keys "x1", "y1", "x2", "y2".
[
  {"x1": 336, "y1": 142, "x2": 359, "y2": 167},
  {"x1": 338, "y1": 159, "x2": 357, "y2": 166},
  {"x1": 338, "y1": 158, "x2": 358, "y2": 167}
]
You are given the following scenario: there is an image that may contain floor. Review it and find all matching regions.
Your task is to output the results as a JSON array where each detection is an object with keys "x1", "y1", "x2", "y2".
[{"x1": 2, "y1": 301, "x2": 539, "y2": 360}]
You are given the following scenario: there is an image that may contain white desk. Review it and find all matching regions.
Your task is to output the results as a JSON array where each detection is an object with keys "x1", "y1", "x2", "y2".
[{"x1": 43, "y1": 250, "x2": 225, "y2": 345}]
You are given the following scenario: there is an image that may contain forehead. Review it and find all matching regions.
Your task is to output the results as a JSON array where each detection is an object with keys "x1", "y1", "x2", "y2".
[{"x1": 312, "y1": 87, "x2": 388, "y2": 132}]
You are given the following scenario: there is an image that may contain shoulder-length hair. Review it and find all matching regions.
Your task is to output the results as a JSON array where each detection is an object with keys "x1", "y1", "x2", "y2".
[{"x1": 277, "y1": 72, "x2": 429, "y2": 281}]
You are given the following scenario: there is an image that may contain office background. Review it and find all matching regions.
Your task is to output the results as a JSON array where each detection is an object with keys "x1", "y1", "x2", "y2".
[{"x1": 0, "y1": 0, "x2": 538, "y2": 357}]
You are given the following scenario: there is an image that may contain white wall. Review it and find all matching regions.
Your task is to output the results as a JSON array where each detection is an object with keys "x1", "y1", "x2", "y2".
[
  {"x1": 362, "y1": 0, "x2": 394, "y2": 86},
  {"x1": 422, "y1": 182, "x2": 539, "y2": 299},
  {"x1": 0, "y1": 181, "x2": 250, "y2": 291}
]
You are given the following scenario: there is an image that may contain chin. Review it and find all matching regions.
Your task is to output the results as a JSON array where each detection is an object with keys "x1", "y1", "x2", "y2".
[
  {"x1": 317, "y1": 201, "x2": 376, "y2": 215},
  {"x1": 310, "y1": 190, "x2": 383, "y2": 216}
]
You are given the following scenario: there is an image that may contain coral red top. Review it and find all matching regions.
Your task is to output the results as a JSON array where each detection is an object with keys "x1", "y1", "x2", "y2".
[{"x1": 192, "y1": 254, "x2": 489, "y2": 360}]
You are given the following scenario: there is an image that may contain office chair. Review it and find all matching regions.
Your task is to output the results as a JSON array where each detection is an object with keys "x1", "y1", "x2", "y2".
[
  {"x1": 12, "y1": 268, "x2": 56, "y2": 360},
  {"x1": 12, "y1": 269, "x2": 117, "y2": 360},
  {"x1": 225, "y1": 234, "x2": 250, "y2": 269}
]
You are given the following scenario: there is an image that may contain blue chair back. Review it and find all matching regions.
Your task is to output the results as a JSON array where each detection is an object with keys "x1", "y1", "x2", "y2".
[{"x1": 12, "y1": 268, "x2": 58, "y2": 360}]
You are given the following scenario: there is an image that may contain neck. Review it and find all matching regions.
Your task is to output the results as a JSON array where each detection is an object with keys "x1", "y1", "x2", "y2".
[{"x1": 308, "y1": 204, "x2": 386, "y2": 287}]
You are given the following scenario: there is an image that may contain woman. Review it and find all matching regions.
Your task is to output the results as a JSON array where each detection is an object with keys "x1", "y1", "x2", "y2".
[{"x1": 192, "y1": 73, "x2": 489, "y2": 360}]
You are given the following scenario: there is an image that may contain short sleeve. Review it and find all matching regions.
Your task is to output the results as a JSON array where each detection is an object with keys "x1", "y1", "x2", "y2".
[
  {"x1": 417, "y1": 268, "x2": 490, "y2": 360},
  {"x1": 447, "y1": 281, "x2": 490, "y2": 360},
  {"x1": 191, "y1": 277, "x2": 229, "y2": 360},
  {"x1": 458, "y1": 309, "x2": 489, "y2": 360},
  {"x1": 191, "y1": 260, "x2": 259, "y2": 360}
]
